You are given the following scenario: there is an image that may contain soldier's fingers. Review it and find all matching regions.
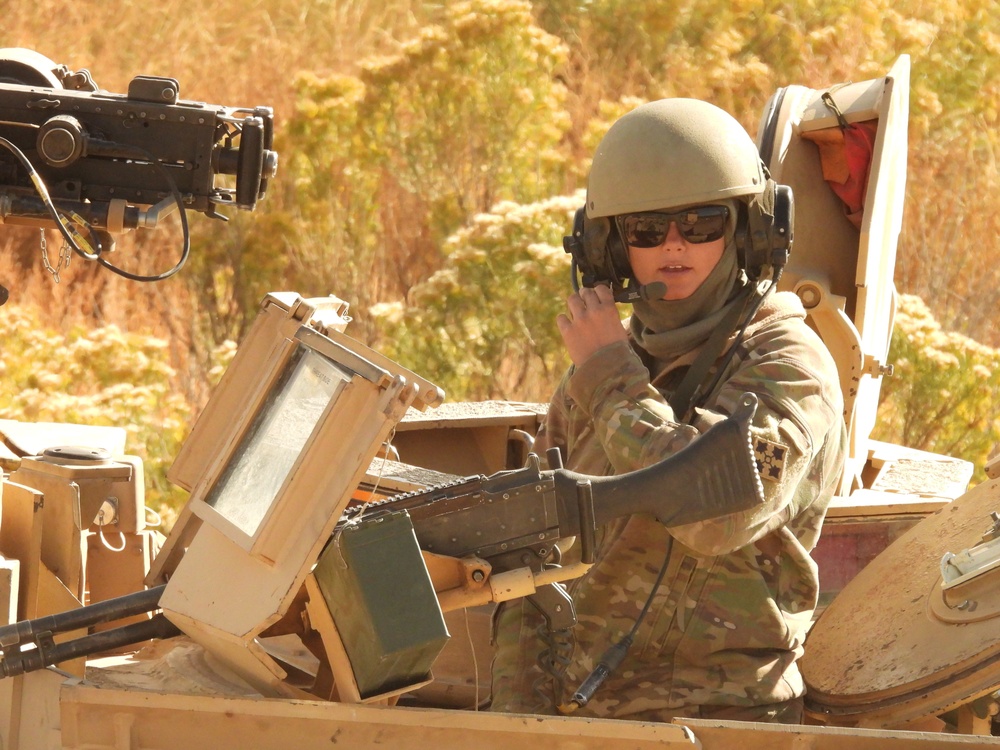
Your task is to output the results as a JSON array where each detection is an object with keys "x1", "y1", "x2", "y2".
[
  {"x1": 593, "y1": 283, "x2": 615, "y2": 303},
  {"x1": 578, "y1": 286, "x2": 602, "y2": 307},
  {"x1": 565, "y1": 292, "x2": 586, "y2": 318}
]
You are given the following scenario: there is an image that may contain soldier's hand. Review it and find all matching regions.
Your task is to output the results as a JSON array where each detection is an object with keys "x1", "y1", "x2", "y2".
[{"x1": 557, "y1": 285, "x2": 627, "y2": 366}]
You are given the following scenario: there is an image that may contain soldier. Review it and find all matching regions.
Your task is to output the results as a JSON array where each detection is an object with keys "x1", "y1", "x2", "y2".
[{"x1": 491, "y1": 98, "x2": 847, "y2": 724}]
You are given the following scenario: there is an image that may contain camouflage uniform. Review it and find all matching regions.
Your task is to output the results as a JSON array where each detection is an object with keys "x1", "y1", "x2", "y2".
[{"x1": 491, "y1": 290, "x2": 847, "y2": 722}]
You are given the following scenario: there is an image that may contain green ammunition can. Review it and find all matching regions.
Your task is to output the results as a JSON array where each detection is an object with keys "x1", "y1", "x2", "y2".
[{"x1": 314, "y1": 510, "x2": 449, "y2": 698}]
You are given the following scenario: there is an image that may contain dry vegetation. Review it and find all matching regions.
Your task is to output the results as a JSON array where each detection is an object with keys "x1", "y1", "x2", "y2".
[
  {"x1": 1, "y1": 0, "x2": 437, "y2": 400},
  {"x1": 2, "y1": 0, "x2": 999, "y2": 508}
]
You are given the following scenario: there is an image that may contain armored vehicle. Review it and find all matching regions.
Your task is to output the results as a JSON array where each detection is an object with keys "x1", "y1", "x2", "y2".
[{"x1": 3, "y1": 52, "x2": 1000, "y2": 749}]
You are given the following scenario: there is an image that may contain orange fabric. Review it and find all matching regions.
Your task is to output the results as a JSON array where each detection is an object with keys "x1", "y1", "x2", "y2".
[{"x1": 802, "y1": 120, "x2": 878, "y2": 228}]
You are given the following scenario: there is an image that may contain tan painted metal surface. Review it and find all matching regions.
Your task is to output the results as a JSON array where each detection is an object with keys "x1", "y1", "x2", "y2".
[
  {"x1": 804, "y1": 477, "x2": 1000, "y2": 727},
  {"x1": 761, "y1": 56, "x2": 910, "y2": 494},
  {"x1": 59, "y1": 681, "x2": 700, "y2": 750},
  {"x1": 55, "y1": 678, "x2": 1000, "y2": 750},
  {"x1": 680, "y1": 718, "x2": 1000, "y2": 749}
]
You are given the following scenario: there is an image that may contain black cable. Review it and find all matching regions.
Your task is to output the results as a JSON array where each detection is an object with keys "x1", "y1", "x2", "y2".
[
  {"x1": 0, "y1": 135, "x2": 103, "y2": 260},
  {"x1": 0, "y1": 136, "x2": 191, "y2": 282},
  {"x1": 625, "y1": 538, "x2": 673, "y2": 641},
  {"x1": 559, "y1": 537, "x2": 673, "y2": 713}
]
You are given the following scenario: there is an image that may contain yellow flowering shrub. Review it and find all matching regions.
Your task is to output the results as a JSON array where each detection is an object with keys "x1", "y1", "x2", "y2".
[
  {"x1": 874, "y1": 294, "x2": 1000, "y2": 480},
  {"x1": 270, "y1": 0, "x2": 572, "y2": 343},
  {"x1": 0, "y1": 305, "x2": 194, "y2": 522},
  {"x1": 370, "y1": 192, "x2": 583, "y2": 401},
  {"x1": 3, "y1": 0, "x2": 999, "y2": 484}
]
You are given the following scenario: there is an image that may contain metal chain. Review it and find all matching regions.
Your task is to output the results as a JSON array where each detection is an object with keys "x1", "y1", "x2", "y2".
[{"x1": 39, "y1": 229, "x2": 71, "y2": 283}]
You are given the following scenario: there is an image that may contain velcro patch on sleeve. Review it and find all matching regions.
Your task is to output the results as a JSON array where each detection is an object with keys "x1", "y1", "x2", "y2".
[{"x1": 754, "y1": 437, "x2": 788, "y2": 483}]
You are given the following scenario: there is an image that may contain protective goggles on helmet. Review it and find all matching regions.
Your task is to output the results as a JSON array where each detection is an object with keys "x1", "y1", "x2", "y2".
[{"x1": 618, "y1": 205, "x2": 730, "y2": 248}]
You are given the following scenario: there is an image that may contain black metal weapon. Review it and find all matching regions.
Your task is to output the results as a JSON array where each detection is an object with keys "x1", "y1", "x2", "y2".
[
  {"x1": 0, "y1": 584, "x2": 178, "y2": 678},
  {"x1": 0, "y1": 48, "x2": 278, "y2": 287},
  {"x1": 339, "y1": 393, "x2": 765, "y2": 628}
]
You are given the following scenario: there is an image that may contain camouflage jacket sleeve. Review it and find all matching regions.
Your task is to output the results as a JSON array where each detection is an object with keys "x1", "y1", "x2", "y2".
[{"x1": 563, "y1": 293, "x2": 844, "y2": 556}]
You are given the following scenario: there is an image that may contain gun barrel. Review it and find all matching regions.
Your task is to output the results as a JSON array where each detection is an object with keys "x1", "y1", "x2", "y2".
[
  {"x1": 0, "y1": 584, "x2": 166, "y2": 648},
  {"x1": 0, "y1": 613, "x2": 180, "y2": 678},
  {"x1": 0, "y1": 191, "x2": 141, "y2": 230}
]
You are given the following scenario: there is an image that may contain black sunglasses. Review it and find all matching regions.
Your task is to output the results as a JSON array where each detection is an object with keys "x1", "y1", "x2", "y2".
[{"x1": 618, "y1": 205, "x2": 730, "y2": 247}]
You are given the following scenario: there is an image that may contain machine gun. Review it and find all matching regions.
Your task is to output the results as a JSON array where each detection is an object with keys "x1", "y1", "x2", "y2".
[
  {"x1": 0, "y1": 48, "x2": 278, "y2": 287},
  {"x1": 0, "y1": 393, "x2": 764, "y2": 686},
  {"x1": 336, "y1": 392, "x2": 764, "y2": 632}
]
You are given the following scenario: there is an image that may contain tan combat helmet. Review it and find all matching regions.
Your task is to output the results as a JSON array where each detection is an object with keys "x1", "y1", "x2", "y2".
[{"x1": 586, "y1": 98, "x2": 767, "y2": 218}]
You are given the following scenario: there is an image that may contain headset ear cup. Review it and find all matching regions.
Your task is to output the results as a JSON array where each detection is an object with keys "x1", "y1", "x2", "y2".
[
  {"x1": 740, "y1": 179, "x2": 782, "y2": 281},
  {"x1": 582, "y1": 214, "x2": 614, "y2": 285},
  {"x1": 563, "y1": 207, "x2": 587, "y2": 288},
  {"x1": 564, "y1": 210, "x2": 633, "y2": 287},
  {"x1": 768, "y1": 184, "x2": 793, "y2": 272}
]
